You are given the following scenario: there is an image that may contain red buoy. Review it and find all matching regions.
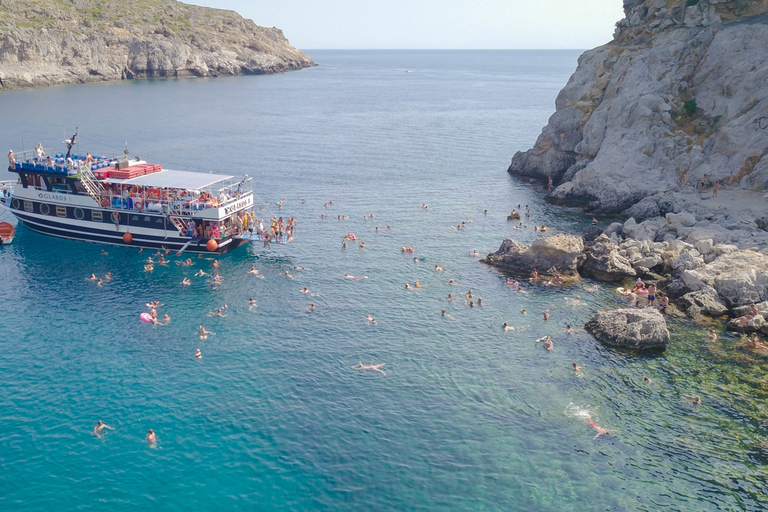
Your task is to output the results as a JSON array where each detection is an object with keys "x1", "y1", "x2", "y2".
[
  {"x1": 123, "y1": 232, "x2": 133, "y2": 243},
  {"x1": 206, "y1": 239, "x2": 218, "y2": 252}
]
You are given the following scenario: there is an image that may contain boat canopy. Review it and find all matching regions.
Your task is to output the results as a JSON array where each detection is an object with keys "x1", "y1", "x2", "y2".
[{"x1": 104, "y1": 169, "x2": 234, "y2": 191}]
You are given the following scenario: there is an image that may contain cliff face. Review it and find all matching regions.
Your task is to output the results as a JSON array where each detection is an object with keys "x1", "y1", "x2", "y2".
[
  {"x1": 509, "y1": 0, "x2": 768, "y2": 214},
  {"x1": 0, "y1": 0, "x2": 315, "y2": 89}
]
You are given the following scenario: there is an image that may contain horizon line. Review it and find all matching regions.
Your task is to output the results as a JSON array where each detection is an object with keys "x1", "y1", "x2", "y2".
[{"x1": 300, "y1": 48, "x2": 594, "y2": 52}]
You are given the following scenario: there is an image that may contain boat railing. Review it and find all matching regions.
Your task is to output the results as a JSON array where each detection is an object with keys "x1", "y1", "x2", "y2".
[
  {"x1": 98, "y1": 190, "x2": 252, "y2": 214},
  {"x1": 0, "y1": 180, "x2": 15, "y2": 201}
]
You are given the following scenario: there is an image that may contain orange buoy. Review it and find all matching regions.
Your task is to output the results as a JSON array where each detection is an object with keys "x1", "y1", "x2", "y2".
[
  {"x1": 123, "y1": 232, "x2": 133, "y2": 243},
  {"x1": 206, "y1": 239, "x2": 218, "y2": 252}
]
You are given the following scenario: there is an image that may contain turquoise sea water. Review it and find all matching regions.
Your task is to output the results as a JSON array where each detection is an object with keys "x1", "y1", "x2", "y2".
[{"x1": 1, "y1": 50, "x2": 767, "y2": 511}]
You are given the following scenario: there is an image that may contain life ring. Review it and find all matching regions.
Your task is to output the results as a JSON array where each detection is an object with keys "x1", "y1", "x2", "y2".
[
  {"x1": 134, "y1": 201, "x2": 144, "y2": 210},
  {"x1": 101, "y1": 197, "x2": 109, "y2": 208},
  {"x1": 616, "y1": 287, "x2": 627, "y2": 294}
]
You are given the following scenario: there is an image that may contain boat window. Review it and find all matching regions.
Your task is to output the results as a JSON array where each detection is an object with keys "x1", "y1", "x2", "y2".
[
  {"x1": 40, "y1": 203, "x2": 50, "y2": 215},
  {"x1": 144, "y1": 216, "x2": 151, "y2": 223},
  {"x1": 156, "y1": 218, "x2": 163, "y2": 224},
  {"x1": 24, "y1": 201, "x2": 33, "y2": 212},
  {"x1": 91, "y1": 211, "x2": 103, "y2": 222},
  {"x1": 74, "y1": 208, "x2": 85, "y2": 220},
  {"x1": 132, "y1": 215, "x2": 139, "y2": 222},
  {"x1": 56, "y1": 206, "x2": 67, "y2": 218},
  {"x1": 11, "y1": 198, "x2": 20, "y2": 210}
]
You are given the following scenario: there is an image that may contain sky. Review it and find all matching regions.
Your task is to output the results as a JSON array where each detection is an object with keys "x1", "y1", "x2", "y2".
[{"x1": 191, "y1": 0, "x2": 626, "y2": 50}]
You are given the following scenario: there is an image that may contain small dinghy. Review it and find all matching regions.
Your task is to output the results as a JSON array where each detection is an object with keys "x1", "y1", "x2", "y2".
[{"x1": 0, "y1": 222, "x2": 14, "y2": 245}]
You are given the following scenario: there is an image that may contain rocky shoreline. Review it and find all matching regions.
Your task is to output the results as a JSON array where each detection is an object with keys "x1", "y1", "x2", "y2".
[
  {"x1": 0, "y1": 0, "x2": 315, "y2": 90},
  {"x1": 482, "y1": 218, "x2": 768, "y2": 348},
  {"x1": 488, "y1": 0, "x2": 768, "y2": 349}
]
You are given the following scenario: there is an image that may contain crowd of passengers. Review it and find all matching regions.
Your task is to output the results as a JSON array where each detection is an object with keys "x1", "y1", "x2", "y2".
[
  {"x1": 100, "y1": 183, "x2": 242, "y2": 211},
  {"x1": 186, "y1": 213, "x2": 296, "y2": 242}
]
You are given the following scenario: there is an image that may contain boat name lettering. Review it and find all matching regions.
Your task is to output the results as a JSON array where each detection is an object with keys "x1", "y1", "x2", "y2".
[
  {"x1": 224, "y1": 197, "x2": 252, "y2": 215},
  {"x1": 38, "y1": 192, "x2": 69, "y2": 202}
]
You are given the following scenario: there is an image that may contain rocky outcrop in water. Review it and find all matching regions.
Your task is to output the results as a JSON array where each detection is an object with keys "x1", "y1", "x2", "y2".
[
  {"x1": 0, "y1": 0, "x2": 314, "y2": 89},
  {"x1": 585, "y1": 308, "x2": 670, "y2": 350},
  {"x1": 481, "y1": 234, "x2": 585, "y2": 277},
  {"x1": 508, "y1": 0, "x2": 768, "y2": 218}
]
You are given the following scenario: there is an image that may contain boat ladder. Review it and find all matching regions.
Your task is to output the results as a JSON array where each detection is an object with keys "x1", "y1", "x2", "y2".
[
  {"x1": 166, "y1": 213, "x2": 187, "y2": 234},
  {"x1": 78, "y1": 165, "x2": 108, "y2": 205}
]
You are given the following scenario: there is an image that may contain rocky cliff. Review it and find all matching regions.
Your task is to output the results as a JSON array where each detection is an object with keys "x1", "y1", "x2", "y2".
[
  {"x1": 0, "y1": 0, "x2": 315, "y2": 89},
  {"x1": 509, "y1": 0, "x2": 768, "y2": 214}
]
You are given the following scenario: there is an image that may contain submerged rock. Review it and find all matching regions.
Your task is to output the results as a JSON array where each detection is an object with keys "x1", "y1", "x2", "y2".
[
  {"x1": 481, "y1": 234, "x2": 584, "y2": 277},
  {"x1": 585, "y1": 308, "x2": 670, "y2": 350}
]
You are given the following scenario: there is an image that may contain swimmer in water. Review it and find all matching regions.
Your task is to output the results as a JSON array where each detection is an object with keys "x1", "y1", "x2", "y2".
[
  {"x1": 707, "y1": 329, "x2": 717, "y2": 340},
  {"x1": 643, "y1": 375, "x2": 655, "y2": 386},
  {"x1": 572, "y1": 362, "x2": 583, "y2": 375},
  {"x1": 87, "y1": 274, "x2": 97, "y2": 281},
  {"x1": 162, "y1": 314, "x2": 171, "y2": 322},
  {"x1": 105, "y1": 273, "x2": 112, "y2": 281},
  {"x1": 342, "y1": 241, "x2": 347, "y2": 249},
  {"x1": 352, "y1": 361, "x2": 386, "y2": 375},
  {"x1": 366, "y1": 314, "x2": 377, "y2": 325},
  {"x1": 97, "y1": 278, "x2": 103, "y2": 287},
  {"x1": 359, "y1": 241, "x2": 365, "y2": 249},
  {"x1": 146, "y1": 429, "x2": 157, "y2": 444},
  {"x1": 587, "y1": 420, "x2": 612, "y2": 439},
  {"x1": 284, "y1": 270, "x2": 294, "y2": 279},
  {"x1": 182, "y1": 278, "x2": 191, "y2": 286},
  {"x1": 441, "y1": 310, "x2": 456, "y2": 320},
  {"x1": 542, "y1": 336, "x2": 553, "y2": 351},
  {"x1": 301, "y1": 287, "x2": 310, "y2": 294},
  {"x1": 344, "y1": 274, "x2": 361, "y2": 280},
  {"x1": 308, "y1": 303, "x2": 315, "y2": 311},
  {"x1": 435, "y1": 265, "x2": 444, "y2": 271},
  {"x1": 405, "y1": 283, "x2": 413, "y2": 289},
  {"x1": 543, "y1": 310, "x2": 550, "y2": 321},
  {"x1": 93, "y1": 420, "x2": 115, "y2": 437},
  {"x1": 448, "y1": 279, "x2": 456, "y2": 285},
  {"x1": 683, "y1": 395, "x2": 702, "y2": 405},
  {"x1": 249, "y1": 267, "x2": 260, "y2": 275},
  {"x1": 100, "y1": 249, "x2": 107, "y2": 255},
  {"x1": 249, "y1": 297, "x2": 257, "y2": 307},
  {"x1": 521, "y1": 309, "x2": 526, "y2": 315},
  {"x1": 566, "y1": 324, "x2": 573, "y2": 334},
  {"x1": 469, "y1": 250, "x2": 479, "y2": 257},
  {"x1": 195, "y1": 349, "x2": 202, "y2": 359},
  {"x1": 502, "y1": 322, "x2": 515, "y2": 332},
  {"x1": 216, "y1": 308, "x2": 227, "y2": 317},
  {"x1": 194, "y1": 269, "x2": 207, "y2": 277},
  {"x1": 198, "y1": 326, "x2": 213, "y2": 339}
]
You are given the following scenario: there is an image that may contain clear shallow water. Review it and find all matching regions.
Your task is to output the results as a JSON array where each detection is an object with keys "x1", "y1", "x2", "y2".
[{"x1": 1, "y1": 50, "x2": 767, "y2": 511}]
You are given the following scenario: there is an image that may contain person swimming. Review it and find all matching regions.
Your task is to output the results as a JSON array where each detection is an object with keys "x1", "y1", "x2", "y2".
[
  {"x1": 543, "y1": 310, "x2": 550, "y2": 321},
  {"x1": 683, "y1": 395, "x2": 702, "y2": 405},
  {"x1": 352, "y1": 361, "x2": 386, "y2": 375},
  {"x1": 301, "y1": 287, "x2": 310, "y2": 294},
  {"x1": 198, "y1": 326, "x2": 213, "y2": 339},
  {"x1": 542, "y1": 336, "x2": 553, "y2": 351},
  {"x1": 707, "y1": 329, "x2": 717, "y2": 340},
  {"x1": 182, "y1": 278, "x2": 191, "y2": 286},
  {"x1": 145, "y1": 429, "x2": 157, "y2": 444},
  {"x1": 441, "y1": 310, "x2": 456, "y2": 320},
  {"x1": 503, "y1": 322, "x2": 514, "y2": 332},
  {"x1": 643, "y1": 375, "x2": 655, "y2": 386},
  {"x1": 195, "y1": 349, "x2": 202, "y2": 359},
  {"x1": 366, "y1": 314, "x2": 377, "y2": 325},
  {"x1": 87, "y1": 274, "x2": 97, "y2": 281},
  {"x1": 249, "y1": 297, "x2": 258, "y2": 307},
  {"x1": 566, "y1": 324, "x2": 573, "y2": 334},
  {"x1": 572, "y1": 362, "x2": 583, "y2": 375},
  {"x1": 162, "y1": 314, "x2": 171, "y2": 322},
  {"x1": 93, "y1": 420, "x2": 115, "y2": 437}
]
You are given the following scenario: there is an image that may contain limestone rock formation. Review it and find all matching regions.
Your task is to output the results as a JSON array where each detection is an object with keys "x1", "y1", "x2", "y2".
[
  {"x1": 580, "y1": 235, "x2": 637, "y2": 281},
  {"x1": 585, "y1": 308, "x2": 670, "y2": 350},
  {"x1": 680, "y1": 250, "x2": 768, "y2": 307},
  {"x1": 509, "y1": 0, "x2": 768, "y2": 215},
  {"x1": 481, "y1": 234, "x2": 585, "y2": 276},
  {"x1": 0, "y1": 0, "x2": 315, "y2": 89}
]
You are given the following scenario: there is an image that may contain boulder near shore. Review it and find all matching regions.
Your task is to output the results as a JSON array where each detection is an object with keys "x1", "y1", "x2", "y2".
[{"x1": 585, "y1": 309, "x2": 671, "y2": 351}]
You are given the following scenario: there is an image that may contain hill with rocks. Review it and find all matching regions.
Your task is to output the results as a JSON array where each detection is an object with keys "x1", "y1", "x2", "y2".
[{"x1": 0, "y1": 0, "x2": 315, "y2": 89}]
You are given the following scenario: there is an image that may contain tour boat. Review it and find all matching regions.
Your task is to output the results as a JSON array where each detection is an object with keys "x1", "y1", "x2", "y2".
[{"x1": 1, "y1": 137, "x2": 293, "y2": 254}]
